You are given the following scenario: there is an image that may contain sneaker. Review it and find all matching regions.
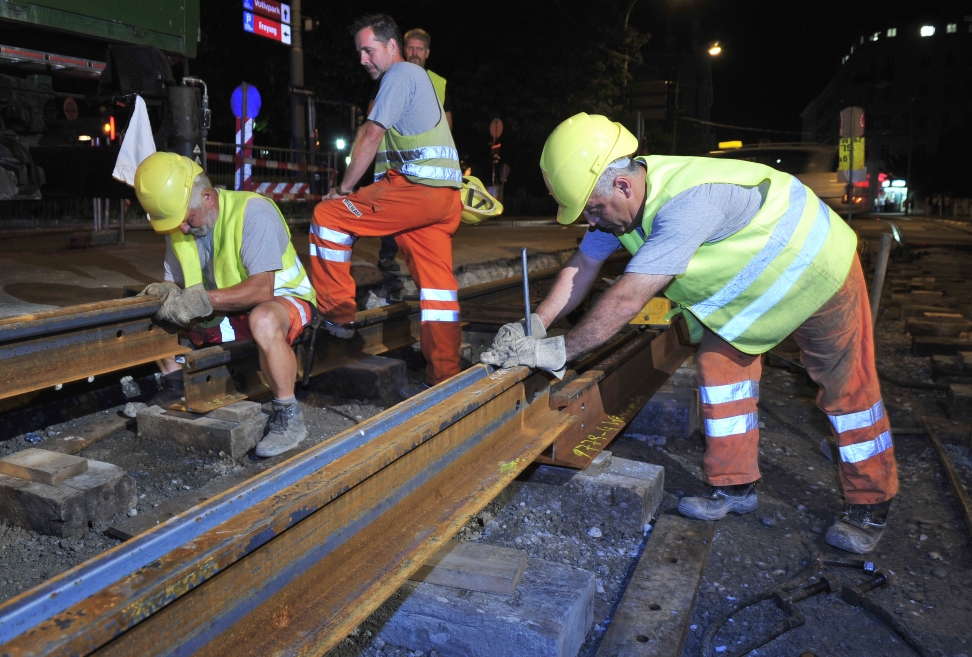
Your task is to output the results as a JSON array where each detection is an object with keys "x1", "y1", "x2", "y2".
[
  {"x1": 323, "y1": 319, "x2": 355, "y2": 339},
  {"x1": 825, "y1": 500, "x2": 891, "y2": 554},
  {"x1": 255, "y1": 402, "x2": 307, "y2": 458},
  {"x1": 378, "y1": 257, "x2": 401, "y2": 273},
  {"x1": 398, "y1": 381, "x2": 431, "y2": 400},
  {"x1": 677, "y1": 483, "x2": 758, "y2": 521}
]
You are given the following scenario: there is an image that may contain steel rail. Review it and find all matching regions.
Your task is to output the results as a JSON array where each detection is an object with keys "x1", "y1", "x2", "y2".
[{"x1": 0, "y1": 297, "x2": 163, "y2": 345}]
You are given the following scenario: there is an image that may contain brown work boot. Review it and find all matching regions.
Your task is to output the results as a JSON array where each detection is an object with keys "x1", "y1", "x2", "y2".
[
  {"x1": 825, "y1": 500, "x2": 891, "y2": 554},
  {"x1": 677, "y1": 483, "x2": 758, "y2": 521}
]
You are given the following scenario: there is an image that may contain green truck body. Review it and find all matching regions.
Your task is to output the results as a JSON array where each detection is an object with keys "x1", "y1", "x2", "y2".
[{"x1": 0, "y1": 0, "x2": 200, "y2": 57}]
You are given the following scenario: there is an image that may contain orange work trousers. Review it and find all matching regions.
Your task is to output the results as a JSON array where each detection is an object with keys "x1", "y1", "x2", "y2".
[
  {"x1": 309, "y1": 170, "x2": 462, "y2": 385},
  {"x1": 696, "y1": 254, "x2": 898, "y2": 504}
]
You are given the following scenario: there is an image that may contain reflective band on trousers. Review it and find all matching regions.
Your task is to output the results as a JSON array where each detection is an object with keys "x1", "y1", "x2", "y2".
[
  {"x1": 705, "y1": 412, "x2": 759, "y2": 438},
  {"x1": 218, "y1": 316, "x2": 236, "y2": 343},
  {"x1": 692, "y1": 179, "x2": 807, "y2": 320},
  {"x1": 839, "y1": 431, "x2": 893, "y2": 464},
  {"x1": 310, "y1": 224, "x2": 355, "y2": 246},
  {"x1": 421, "y1": 309, "x2": 460, "y2": 322},
  {"x1": 700, "y1": 380, "x2": 759, "y2": 405},
  {"x1": 420, "y1": 288, "x2": 458, "y2": 302},
  {"x1": 829, "y1": 400, "x2": 884, "y2": 434},
  {"x1": 718, "y1": 198, "x2": 832, "y2": 343},
  {"x1": 309, "y1": 243, "x2": 351, "y2": 263},
  {"x1": 375, "y1": 146, "x2": 459, "y2": 164},
  {"x1": 375, "y1": 163, "x2": 463, "y2": 183},
  {"x1": 281, "y1": 295, "x2": 309, "y2": 325}
]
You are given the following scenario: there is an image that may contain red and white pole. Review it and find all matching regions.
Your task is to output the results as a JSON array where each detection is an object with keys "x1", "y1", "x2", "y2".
[
  {"x1": 243, "y1": 117, "x2": 252, "y2": 191},
  {"x1": 235, "y1": 117, "x2": 242, "y2": 191}
]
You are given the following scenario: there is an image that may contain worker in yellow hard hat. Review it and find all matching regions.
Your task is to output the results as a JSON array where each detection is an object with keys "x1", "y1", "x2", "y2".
[
  {"x1": 134, "y1": 151, "x2": 316, "y2": 458},
  {"x1": 481, "y1": 113, "x2": 899, "y2": 555}
]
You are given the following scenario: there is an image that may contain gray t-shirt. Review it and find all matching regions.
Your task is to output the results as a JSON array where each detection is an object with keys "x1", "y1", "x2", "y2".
[
  {"x1": 578, "y1": 183, "x2": 765, "y2": 276},
  {"x1": 368, "y1": 61, "x2": 441, "y2": 135},
  {"x1": 163, "y1": 194, "x2": 290, "y2": 289}
]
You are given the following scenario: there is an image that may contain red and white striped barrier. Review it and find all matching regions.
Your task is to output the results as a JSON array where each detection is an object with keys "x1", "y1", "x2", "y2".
[
  {"x1": 208, "y1": 151, "x2": 333, "y2": 174},
  {"x1": 252, "y1": 182, "x2": 324, "y2": 202}
]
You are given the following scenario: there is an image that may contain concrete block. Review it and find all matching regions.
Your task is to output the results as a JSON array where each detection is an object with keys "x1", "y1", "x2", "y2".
[
  {"x1": 906, "y1": 318, "x2": 972, "y2": 337},
  {"x1": 378, "y1": 557, "x2": 594, "y2": 657},
  {"x1": 0, "y1": 458, "x2": 136, "y2": 537},
  {"x1": 947, "y1": 383, "x2": 972, "y2": 422},
  {"x1": 627, "y1": 388, "x2": 699, "y2": 440},
  {"x1": 410, "y1": 541, "x2": 527, "y2": 596},
  {"x1": 913, "y1": 337, "x2": 972, "y2": 357},
  {"x1": 310, "y1": 355, "x2": 406, "y2": 404},
  {"x1": 518, "y1": 457, "x2": 664, "y2": 536},
  {"x1": 206, "y1": 400, "x2": 263, "y2": 423},
  {"x1": 582, "y1": 449, "x2": 613, "y2": 477},
  {"x1": 0, "y1": 448, "x2": 87, "y2": 484},
  {"x1": 136, "y1": 404, "x2": 266, "y2": 459}
]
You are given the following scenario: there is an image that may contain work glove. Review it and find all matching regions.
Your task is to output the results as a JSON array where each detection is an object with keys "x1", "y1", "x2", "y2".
[
  {"x1": 480, "y1": 334, "x2": 567, "y2": 380},
  {"x1": 155, "y1": 283, "x2": 213, "y2": 328},
  {"x1": 137, "y1": 281, "x2": 181, "y2": 298},
  {"x1": 489, "y1": 313, "x2": 547, "y2": 351}
]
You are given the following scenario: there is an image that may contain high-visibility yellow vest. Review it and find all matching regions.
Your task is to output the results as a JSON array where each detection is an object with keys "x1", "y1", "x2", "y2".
[
  {"x1": 617, "y1": 156, "x2": 857, "y2": 354},
  {"x1": 427, "y1": 70, "x2": 447, "y2": 107},
  {"x1": 373, "y1": 88, "x2": 461, "y2": 189},
  {"x1": 169, "y1": 190, "x2": 315, "y2": 305}
]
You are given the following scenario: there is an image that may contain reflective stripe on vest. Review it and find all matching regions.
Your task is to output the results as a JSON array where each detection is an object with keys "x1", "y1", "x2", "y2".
[
  {"x1": 829, "y1": 400, "x2": 885, "y2": 434},
  {"x1": 700, "y1": 380, "x2": 759, "y2": 405},
  {"x1": 309, "y1": 243, "x2": 351, "y2": 263},
  {"x1": 839, "y1": 431, "x2": 893, "y2": 463},
  {"x1": 705, "y1": 412, "x2": 759, "y2": 437},
  {"x1": 274, "y1": 260, "x2": 312, "y2": 297},
  {"x1": 422, "y1": 309, "x2": 460, "y2": 322},
  {"x1": 420, "y1": 288, "x2": 458, "y2": 302},
  {"x1": 311, "y1": 224, "x2": 355, "y2": 246},
  {"x1": 376, "y1": 146, "x2": 459, "y2": 165}
]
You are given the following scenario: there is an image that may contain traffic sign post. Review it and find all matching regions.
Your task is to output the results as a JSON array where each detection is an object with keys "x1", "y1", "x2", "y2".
[
  {"x1": 839, "y1": 106, "x2": 866, "y2": 223},
  {"x1": 231, "y1": 83, "x2": 261, "y2": 191},
  {"x1": 489, "y1": 118, "x2": 503, "y2": 190}
]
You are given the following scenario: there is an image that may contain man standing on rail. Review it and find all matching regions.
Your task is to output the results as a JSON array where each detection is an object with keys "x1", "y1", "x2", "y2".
[
  {"x1": 134, "y1": 151, "x2": 315, "y2": 458},
  {"x1": 481, "y1": 113, "x2": 899, "y2": 554},
  {"x1": 369, "y1": 27, "x2": 454, "y2": 273},
  {"x1": 310, "y1": 14, "x2": 463, "y2": 392}
]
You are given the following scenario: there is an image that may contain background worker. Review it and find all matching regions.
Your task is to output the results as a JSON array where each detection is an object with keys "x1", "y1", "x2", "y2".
[
  {"x1": 135, "y1": 151, "x2": 315, "y2": 458},
  {"x1": 482, "y1": 113, "x2": 899, "y2": 555},
  {"x1": 310, "y1": 14, "x2": 463, "y2": 391},
  {"x1": 369, "y1": 27, "x2": 454, "y2": 273}
]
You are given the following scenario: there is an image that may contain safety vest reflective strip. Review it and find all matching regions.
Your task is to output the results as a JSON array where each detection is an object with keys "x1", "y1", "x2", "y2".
[
  {"x1": 700, "y1": 380, "x2": 759, "y2": 405},
  {"x1": 274, "y1": 260, "x2": 312, "y2": 297},
  {"x1": 839, "y1": 431, "x2": 893, "y2": 464},
  {"x1": 420, "y1": 288, "x2": 458, "y2": 302},
  {"x1": 422, "y1": 309, "x2": 459, "y2": 322},
  {"x1": 310, "y1": 224, "x2": 355, "y2": 246},
  {"x1": 828, "y1": 400, "x2": 885, "y2": 434},
  {"x1": 705, "y1": 412, "x2": 759, "y2": 437},
  {"x1": 309, "y1": 243, "x2": 351, "y2": 262}
]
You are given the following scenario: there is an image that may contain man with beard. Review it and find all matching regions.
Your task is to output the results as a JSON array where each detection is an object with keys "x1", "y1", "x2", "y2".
[
  {"x1": 309, "y1": 14, "x2": 462, "y2": 395},
  {"x1": 134, "y1": 151, "x2": 316, "y2": 457}
]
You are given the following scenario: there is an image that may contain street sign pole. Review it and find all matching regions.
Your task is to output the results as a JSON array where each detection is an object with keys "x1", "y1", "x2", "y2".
[
  {"x1": 839, "y1": 106, "x2": 866, "y2": 225},
  {"x1": 289, "y1": 0, "x2": 306, "y2": 155}
]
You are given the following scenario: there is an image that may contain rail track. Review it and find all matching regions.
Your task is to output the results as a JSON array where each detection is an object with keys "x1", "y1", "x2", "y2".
[{"x1": 0, "y1": 263, "x2": 696, "y2": 656}]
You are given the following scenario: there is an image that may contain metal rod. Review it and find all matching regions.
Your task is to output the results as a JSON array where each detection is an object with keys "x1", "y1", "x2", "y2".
[
  {"x1": 870, "y1": 232, "x2": 893, "y2": 325},
  {"x1": 521, "y1": 247, "x2": 531, "y2": 337},
  {"x1": 921, "y1": 416, "x2": 972, "y2": 541}
]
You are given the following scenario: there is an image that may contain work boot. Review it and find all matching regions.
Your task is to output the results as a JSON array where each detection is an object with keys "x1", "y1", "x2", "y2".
[
  {"x1": 256, "y1": 402, "x2": 307, "y2": 458},
  {"x1": 148, "y1": 373, "x2": 185, "y2": 409},
  {"x1": 825, "y1": 499, "x2": 891, "y2": 554},
  {"x1": 677, "y1": 483, "x2": 758, "y2": 521},
  {"x1": 323, "y1": 319, "x2": 355, "y2": 339},
  {"x1": 378, "y1": 256, "x2": 401, "y2": 273}
]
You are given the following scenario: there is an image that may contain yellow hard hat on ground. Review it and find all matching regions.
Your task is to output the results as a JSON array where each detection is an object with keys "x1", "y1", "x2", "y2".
[
  {"x1": 539, "y1": 113, "x2": 639, "y2": 225},
  {"x1": 460, "y1": 176, "x2": 504, "y2": 225},
  {"x1": 134, "y1": 152, "x2": 204, "y2": 234}
]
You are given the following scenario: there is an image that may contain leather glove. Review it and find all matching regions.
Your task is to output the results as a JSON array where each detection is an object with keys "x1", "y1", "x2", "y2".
[
  {"x1": 155, "y1": 283, "x2": 213, "y2": 328},
  {"x1": 480, "y1": 334, "x2": 567, "y2": 380},
  {"x1": 137, "y1": 281, "x2": 180, "y2": 298},
  {"x1": 489, "y1": 313, "x2": 547, "y2": 351}
]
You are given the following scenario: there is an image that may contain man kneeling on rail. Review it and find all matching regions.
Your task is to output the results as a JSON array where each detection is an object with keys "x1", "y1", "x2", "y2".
[
  {"x1": 134, "y1": 152, "x2": 316, "y2": 458},
  {"x1": 482, "y1": 113, "x2": 898, "y2": 554}
]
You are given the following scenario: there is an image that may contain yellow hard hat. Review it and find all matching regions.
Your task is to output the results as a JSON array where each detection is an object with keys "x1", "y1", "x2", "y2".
[
  {"x1": 134, "y1": 152, "x2": 204, "y2": 234},
  {"x1": 539, "y1": 113, "x2": 639, "y2": 225},
  {"x1": 460, "y1": 176, "x2": 504, "y2": 225}
]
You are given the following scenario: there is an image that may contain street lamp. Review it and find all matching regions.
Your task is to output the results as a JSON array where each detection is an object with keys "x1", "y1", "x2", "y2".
[
  {"x1": 335, "y1": 138, "x2": 346, "y2": 150},
  {"x1": 708, "y1": 42, "x2": 722, "y2": 56}
]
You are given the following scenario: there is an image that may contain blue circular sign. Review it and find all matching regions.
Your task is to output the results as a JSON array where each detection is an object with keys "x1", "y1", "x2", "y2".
[{"x1": 230, "y1": 84, "x2": 262, "y2": 119}]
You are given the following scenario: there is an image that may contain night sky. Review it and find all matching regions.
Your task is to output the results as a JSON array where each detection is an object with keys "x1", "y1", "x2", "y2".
[{"x1": 195, "y1": 0, "x2": 957, "y2": 197}]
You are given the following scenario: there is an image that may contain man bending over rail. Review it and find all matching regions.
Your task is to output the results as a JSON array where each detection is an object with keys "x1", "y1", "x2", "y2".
[
  {"x1": 134, "y1": 152, "x2": 315, "y2": 457},
  {"x1": 481, "y1": 113, "x2": 898, "y2": 554}
]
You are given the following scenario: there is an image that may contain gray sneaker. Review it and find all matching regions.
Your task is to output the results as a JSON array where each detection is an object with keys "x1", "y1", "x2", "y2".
[
  {"x1": 677, "y1": 483, "x2": 758, "y2": 521},
  {"x1": 256, "y1": 402, "x2": 307, "y2": 458},
  {"x1": 323, "y1": 320, "x2": 355, "y2": 339},
  {"x1": 825, "y1": 500, "x2": 891, "y2": 554}
]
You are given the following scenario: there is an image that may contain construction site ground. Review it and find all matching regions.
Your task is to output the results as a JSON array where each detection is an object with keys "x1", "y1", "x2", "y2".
[{"x1": 1, "y1": 215, "x2": 971, "y2": 657}]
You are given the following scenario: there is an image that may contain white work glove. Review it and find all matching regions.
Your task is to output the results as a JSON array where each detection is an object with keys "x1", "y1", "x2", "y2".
[
  {"x1": 480, "y1": 334, "x2": 567, "y2": 380},
  {"x1": 155, "y1": 283, "x2": 213, "y2": 328},
  {"x1": 489, "y1": 313, "x2": 547, "y2": 351},
  {"x1": 137, "y1": 281, "x2": 181, "y2": 298}
]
